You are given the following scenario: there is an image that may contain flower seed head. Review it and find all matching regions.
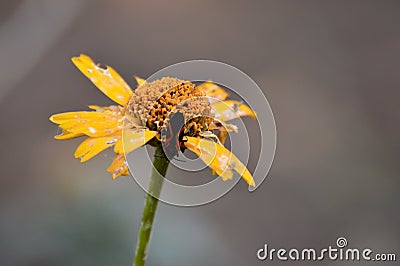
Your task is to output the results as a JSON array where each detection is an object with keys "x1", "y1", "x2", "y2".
[{"x1": 127, "y1": 77, "x2": 212, "y2": 138}]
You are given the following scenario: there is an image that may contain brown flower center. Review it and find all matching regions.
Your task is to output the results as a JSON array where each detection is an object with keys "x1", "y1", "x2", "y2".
[{"x1": 126, "y1": 77, "x2": 212, "y2": 137}]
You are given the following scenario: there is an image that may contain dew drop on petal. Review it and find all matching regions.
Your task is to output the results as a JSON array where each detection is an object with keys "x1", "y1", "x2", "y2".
[{"x1": 88, "y1": 127, "x2": 97, "y2": 134}]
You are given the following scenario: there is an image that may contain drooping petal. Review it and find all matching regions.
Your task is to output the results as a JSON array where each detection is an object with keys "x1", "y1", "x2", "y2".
[
  {"x1": 54, "y1": 129, "x2": 84, "y2": 140},
  {"x1": 185, "y1": 137, "x2": 234, "y2": 180},
  {"x1": 107, "y1": 153, "x2": 129, "y2": 179},
  {"x1": 197, "y1": 81, "x2": 229, "y2": 102},
  {"x1": 184, "y1": 137, "x2": 255, "y2": 187},
  {"x1": 49, "y1": 111, "x2": 122, "y2": 137},
  {"x1": 74, "y1": 134, "x2": 119, "y2": 162},
  {"x1": 211, "y1": 100, "x2": 256, "y2": 121},
  {"x1": 71, "y1": 54, "x2": 133, "y2": 105},
  {"x1": 114, "y1": 129, "x2": 157, "y2": 154},
  {"x1": 134, "y1": 76, "x2": 146, "y2": 87}
]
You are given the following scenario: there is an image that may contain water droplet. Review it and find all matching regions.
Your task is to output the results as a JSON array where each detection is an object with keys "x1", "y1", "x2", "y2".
[{"x1": 88, "y1": 127, "x2": 97, "y2": 134}]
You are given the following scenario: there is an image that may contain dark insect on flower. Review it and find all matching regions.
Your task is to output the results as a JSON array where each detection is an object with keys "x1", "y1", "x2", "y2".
[{"x1": 162, "y1": 111, "x2": 187, "y2": 160}]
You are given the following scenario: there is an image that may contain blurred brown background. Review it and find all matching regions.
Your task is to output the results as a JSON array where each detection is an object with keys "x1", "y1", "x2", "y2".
[{"x1": 0, "y1": 0, "x2": 399, "y2": 265}]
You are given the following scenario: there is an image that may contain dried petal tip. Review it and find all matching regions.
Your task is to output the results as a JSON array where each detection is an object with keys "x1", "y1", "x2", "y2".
[{"x1": 107, "y1": 154, "x2": 129, "y2": 179}]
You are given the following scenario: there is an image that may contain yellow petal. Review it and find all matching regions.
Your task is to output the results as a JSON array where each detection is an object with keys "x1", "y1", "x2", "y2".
[
  {"x1": 87, "y1": 105, "x2": 121, "y2": 112},
  {"x1": 49, "y1": 111, "x2": 122, "y2": 137},
  {"x1": 54, "y1": 129, "x2": 84, "y2": 140},
  {"x1": 212, "y1": 100, "x2": 256, "y2": 121},
  {"x1": 114, "y1": 129, "x2": 157, "y2": 154},
  {"x1": 197, "y1": 81, "x2": 229, "y2": 102},
  {"x1": 184, "y1": 137, "x2": 255, "y2": 187},
  {"x1": 74, "y1": 135, "x2": 119, "y2": 162},
  {"x1": 134, "y1": 76, "x2": 146, "y2": 87},
  {"x1": 50, "y1": 111, "x2": 116, "y2": 123},
  {"x1": 107, "y1": 154, "x2": 129, "y2": 179},
  {"x1": 71, "y1": 54, "x2": 133, "y2": 106}
]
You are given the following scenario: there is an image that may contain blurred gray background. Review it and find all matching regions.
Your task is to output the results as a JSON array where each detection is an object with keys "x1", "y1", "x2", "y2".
[{"x1": 0, "y1": 0, "x2": 399, "y2": 265}]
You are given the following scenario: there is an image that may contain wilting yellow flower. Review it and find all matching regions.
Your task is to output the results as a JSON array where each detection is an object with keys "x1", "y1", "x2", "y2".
[{"x1": 49, "y1": 54, "x2": 257, "y2": 186}]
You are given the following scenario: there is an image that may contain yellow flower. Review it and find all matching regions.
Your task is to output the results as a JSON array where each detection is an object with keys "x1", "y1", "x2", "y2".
[{"x1": 49, "y1": 54, "x2": 257, "y2": 186}]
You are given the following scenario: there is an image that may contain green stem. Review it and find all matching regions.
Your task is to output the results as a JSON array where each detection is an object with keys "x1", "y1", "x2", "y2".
[{"x1": 133, "y1": 145, "x2": 169, "y2": 266}]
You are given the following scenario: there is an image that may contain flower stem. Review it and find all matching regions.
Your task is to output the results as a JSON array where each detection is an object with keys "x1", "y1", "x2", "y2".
[{"x1": 133, "y1": 145, "x2": 169, "y2": 266}]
